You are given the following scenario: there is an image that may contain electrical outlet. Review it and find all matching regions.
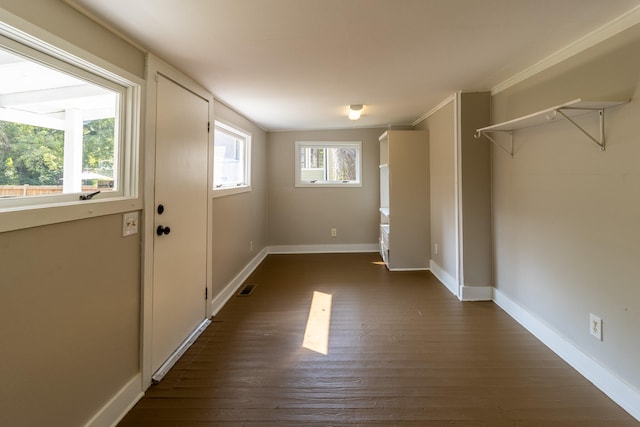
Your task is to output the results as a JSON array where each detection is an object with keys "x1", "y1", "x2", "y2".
[
  {"x1": 590, "y1": 313, "x2": 602, "y2": 341},
  {"x1": 122, "y1": 212, "x2": 139, "y2": 237},
  {"x1": 331, "y1": 228, "x2": 337, "y2": 237}
]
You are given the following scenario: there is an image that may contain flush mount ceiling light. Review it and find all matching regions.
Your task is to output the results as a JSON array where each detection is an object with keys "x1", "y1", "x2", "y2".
[{"x1": 348, "y1": 104, "x2": 363, "y2": 120}]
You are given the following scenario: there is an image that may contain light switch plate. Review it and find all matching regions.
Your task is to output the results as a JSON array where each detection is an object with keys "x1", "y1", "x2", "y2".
[{"x1": 122, "y1": 212, "x2": 139, "y2": 237}]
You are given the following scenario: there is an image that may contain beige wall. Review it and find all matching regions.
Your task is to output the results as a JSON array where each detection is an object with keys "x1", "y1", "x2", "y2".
[
  {"x1": 0, "y1": 2, "x2": 145, "y2": 425},
  {"x1": 415, "y1": 100, "x2": 457, "y2": 279},
  {"x1": 212, "y1": 102, "x2": 268, "y2": 297},
  {"x1": 0, "y1": 215, "x2": 140, "y2": 426},
  {"x1": 459, "y1": 92, "x2": 491, "y2": 287},
  {"x1": 492, "y1": 24, "x2": 640, "y2": 390},
  {"x1": 268, "y1": 128, "x2": 382, "y2": 247}
]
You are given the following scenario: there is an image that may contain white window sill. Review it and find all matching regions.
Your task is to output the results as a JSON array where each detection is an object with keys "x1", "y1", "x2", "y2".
[
  {"x1": 0, "y1": 197, "x2": 143, "y2": 233},
  {"x1": 212, "y1": 185, "x2": 251, "y2": 198},
  {"x1": 295, "y1": 182, "x2": 362, "y2": 188}
]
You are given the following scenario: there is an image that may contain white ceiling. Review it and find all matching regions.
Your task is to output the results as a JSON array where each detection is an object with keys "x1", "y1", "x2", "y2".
[{"x1": 66, "y1": 0, "x2": 640, "y2": 131}]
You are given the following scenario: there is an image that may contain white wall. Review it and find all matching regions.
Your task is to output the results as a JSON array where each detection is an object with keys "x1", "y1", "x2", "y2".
[{"x1": 492, "y1": 24, "x2": 640, "y2": 392}]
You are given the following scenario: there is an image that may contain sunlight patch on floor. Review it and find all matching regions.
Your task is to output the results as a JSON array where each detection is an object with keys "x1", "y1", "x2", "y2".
[{"x1": 302, "y1": 291, "x2": 332, "y2": 355}]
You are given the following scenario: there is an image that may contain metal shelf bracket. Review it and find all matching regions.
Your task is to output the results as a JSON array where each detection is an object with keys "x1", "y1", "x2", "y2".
[
  {"x1": 556, "y1": 107, "x2": 606, "y2": 151},
  {"x1": 474, "y1": 130, "x2": 513, "y2": 158}
]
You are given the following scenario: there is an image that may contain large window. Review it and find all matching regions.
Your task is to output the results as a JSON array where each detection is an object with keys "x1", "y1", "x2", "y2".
[
  {"x1": 295, "y1": 141, "x2": 362, "y2": 187},
  {"x1": 0, "y1": 31, "x2": 139, "y2": 212},
  {"x1": 213, "y1": 121, "x2": 251, "y2": 196}
]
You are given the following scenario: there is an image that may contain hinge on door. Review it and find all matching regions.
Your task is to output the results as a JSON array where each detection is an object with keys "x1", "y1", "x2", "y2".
[
  {"x1": 207, "y1": 121, "x2": 210, "y2": 133},
  {"x1": 205, "y1": 287, "x2": 208, "y2": 300}
]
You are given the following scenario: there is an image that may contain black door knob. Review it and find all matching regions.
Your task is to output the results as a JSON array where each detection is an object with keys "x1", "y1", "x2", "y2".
[{"x1": 156, "y1": 225, "x2": 171, "y2": 236}]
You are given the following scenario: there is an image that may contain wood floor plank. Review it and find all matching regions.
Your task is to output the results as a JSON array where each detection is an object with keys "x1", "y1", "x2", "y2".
[{"x1": 119, "y1": 253, "x2": 638, "y2": 426}]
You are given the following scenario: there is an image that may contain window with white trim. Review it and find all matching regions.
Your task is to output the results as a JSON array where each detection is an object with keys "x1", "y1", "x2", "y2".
[
  {"x1": 295, "y1": 141, "x2": 362, "y2": 187},
  {"x1": 0, "y1": 29, "x2": 139, "y2": 212},
  {"x1": 213, "y1": 121, "x2": 251, "y2": 196}
]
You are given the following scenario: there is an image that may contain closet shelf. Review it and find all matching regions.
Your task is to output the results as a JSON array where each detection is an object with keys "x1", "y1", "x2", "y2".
[{"x1": 474, "y1": 98, "x2": 628, "y2": 157}]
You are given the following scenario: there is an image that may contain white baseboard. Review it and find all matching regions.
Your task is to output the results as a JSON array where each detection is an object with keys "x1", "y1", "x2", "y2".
[
  {"x1": 210, "y1": 247, "x2": 269, "y2": 316},
  {"x1": 429, "y1": 259, "x2": 459, "y2": 298},
  {"x1": 388, "y1": 267, "x2": 430, "y2": 272},
  {"x1": 460, "y1": 285, "x2": 493, "y2": 301},
  {"x1": 83, "y1": 374, "x2": 143, "y2": 427},
  {"x1": 268, "y1": 243, "x2": 379, "y2": 254},
  {"x1": 493, "y1": 288, "x2": 640, "y2": 422}
]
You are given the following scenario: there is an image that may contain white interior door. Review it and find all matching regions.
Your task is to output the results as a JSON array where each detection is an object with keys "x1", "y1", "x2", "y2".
[{"x1": 152, "y1": 74, "x2": 209, "y2": 375}]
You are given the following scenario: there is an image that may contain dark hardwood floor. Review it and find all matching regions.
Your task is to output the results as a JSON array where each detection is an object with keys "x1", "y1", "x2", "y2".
[{"x1": 119, "y1": 253, "x2": 638, "y2": 426}]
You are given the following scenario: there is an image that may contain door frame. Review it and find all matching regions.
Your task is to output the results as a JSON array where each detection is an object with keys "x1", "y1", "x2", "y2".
[{"x1": 142, "y1": 54, "x2": 214, "y2": 388}]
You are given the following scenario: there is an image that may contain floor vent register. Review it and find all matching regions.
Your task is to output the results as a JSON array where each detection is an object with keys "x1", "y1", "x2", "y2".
[{"x1": 237, "y1": 284, "x2": 256, "y2": 296}]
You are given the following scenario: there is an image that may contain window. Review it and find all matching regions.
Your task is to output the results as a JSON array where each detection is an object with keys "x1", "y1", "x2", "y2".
[
  {"x1": 295, "y1": 141, "x2": 362, "y2": 187},
  {"x1": 213, "y1": 121, "x2": 251, "y2": 196},
  {"x1": 0, "y1": 22, "x2": 141, "y2": 232},
  {"x1": 0, "y1": 30, "x2": 139, "y2": 212}
]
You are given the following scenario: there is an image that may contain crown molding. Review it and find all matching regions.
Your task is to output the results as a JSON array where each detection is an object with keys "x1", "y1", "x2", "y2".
[
  {"x1": 492, "y1": 5, "x2": 640, "y2": 95},
  {"x1": 412, "y1": 93, "x2": 456, "y2": 126}
]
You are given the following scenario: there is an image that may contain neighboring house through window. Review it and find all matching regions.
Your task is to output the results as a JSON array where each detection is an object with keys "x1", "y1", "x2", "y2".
[{"x1": 295, "y1": 141, "x2": 362, "y2": 187}]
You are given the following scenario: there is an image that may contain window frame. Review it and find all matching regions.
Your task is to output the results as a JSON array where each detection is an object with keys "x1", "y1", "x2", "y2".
[
  {"x1": 0, "y1": 20, "x2": 142, "y2": 233},
  {"x1": 295, "y1": 141, "x2": 362, "y2": 188},
  {"x1": 212, "y1": 120, "x2": 251, "y2": 198}
]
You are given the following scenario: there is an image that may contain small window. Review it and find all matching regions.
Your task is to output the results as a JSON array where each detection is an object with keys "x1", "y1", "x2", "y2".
[
  {"x1": 295, "y1": 141, "x2": 362, "y2": 187},
  {"x1": 213, "y1": 121, "x2": 251, "y2": 197}
]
